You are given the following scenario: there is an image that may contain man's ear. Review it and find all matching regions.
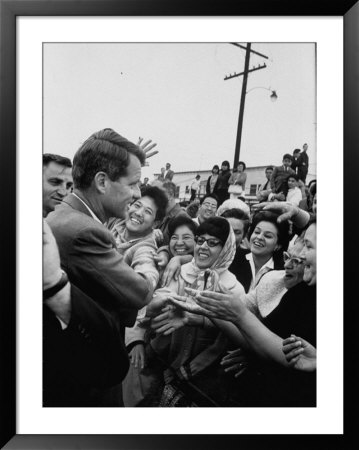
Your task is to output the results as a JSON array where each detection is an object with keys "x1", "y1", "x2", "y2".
[{"x1": 93, "y1": 172, "x2": 108, "y2": 194}]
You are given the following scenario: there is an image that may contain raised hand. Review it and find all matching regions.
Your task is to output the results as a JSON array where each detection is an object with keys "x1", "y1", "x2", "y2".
[
  {"x1": 282, "y1": 335, "x2": 316, "y2": 372},
  {"x1": 137, "y1": 137, "x2": 158, "y2": 159}
]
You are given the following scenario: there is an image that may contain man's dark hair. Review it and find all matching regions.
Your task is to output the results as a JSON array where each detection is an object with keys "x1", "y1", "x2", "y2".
[
  {"x1": 282, "y1": 153, "x2": 293, "y2": 162},
  {"x1": 140, "y1": 186, "x2": 169, "y2": 221},
  {"x1": 201, "y1": 193, "x2": 219, "y2": 206},
  {"x1": 162, "y1": 181, "x2": 177, "y2": 198},
  {"x1": 265, "y1": 165, "x2": 274, "y2": 172},
  {"x1": 43, "y1": 153, "x2": 72, "y2": 168},
  {"x1": 220, "y1": 208, "x2": 250, "y2": 235},
  {"x1": 293, "y1": 148, "x2": 301, "y2": 155},
  {"x1": 72, "y1": 128, "x2": 145, "y2": 189}
]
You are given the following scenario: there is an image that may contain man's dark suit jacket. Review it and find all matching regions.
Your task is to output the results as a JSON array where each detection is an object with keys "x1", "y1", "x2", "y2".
[
  {"x1": 47, "y1": 194, "x2": 151, "y2": 331},
  {"x1": 270, "y1": 165, "x2": 296, "y2": 196},
  {"x1": 297, "y1": 152, "x2": 309, "y2": 182},
  {"x1": 164, "y1": 169, "x2": 174, "y2": 181},
  {"x1": 43, "y1": 284, "x2": 128, "y2": 406}
]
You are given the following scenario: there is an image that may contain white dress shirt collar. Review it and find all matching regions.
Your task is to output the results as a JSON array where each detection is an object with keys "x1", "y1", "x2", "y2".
[{"x1": 72, "y1": 193, "x2": 102, "y2": 224}]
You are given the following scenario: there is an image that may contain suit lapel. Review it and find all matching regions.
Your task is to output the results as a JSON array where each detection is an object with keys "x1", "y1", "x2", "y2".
[{"x1": 62, "y1": 193, "x2": 93, "y2": 218}]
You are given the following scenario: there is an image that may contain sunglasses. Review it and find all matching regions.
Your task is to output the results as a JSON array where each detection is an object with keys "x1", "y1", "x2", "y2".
[
  {"x1": 283, "y1": 251, "x2": 305, "y2": 267},
  {"x1": 195, "y1": 236, "x2": 223, "y2": 248}
]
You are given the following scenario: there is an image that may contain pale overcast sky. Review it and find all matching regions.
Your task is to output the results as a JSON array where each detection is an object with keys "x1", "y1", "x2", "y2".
[{"x1": 44, "y1": 42, "x2": 316, "y2": 179}]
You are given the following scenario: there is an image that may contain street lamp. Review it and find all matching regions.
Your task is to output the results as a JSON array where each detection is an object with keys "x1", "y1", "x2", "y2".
[{"x1": 246, "y1": 86, "x2": 278, "y2": 102}]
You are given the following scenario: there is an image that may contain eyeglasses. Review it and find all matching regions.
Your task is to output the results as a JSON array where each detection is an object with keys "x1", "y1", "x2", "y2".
[
  {"x1": 283, "y1": 251, "x2": 305, "y2": 267},
  {"x1": 202, "y1": 202, "x2": 217, "y2": 210},
  {"x1": 195, "y1": 236, "x2": 223, "y2": 248}
]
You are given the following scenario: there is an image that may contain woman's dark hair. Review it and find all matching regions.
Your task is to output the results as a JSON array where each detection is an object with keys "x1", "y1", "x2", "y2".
[
  {"x1": 221, "y1": 160, "x2": 230, "y2": 170},
  {"x1": 287, "y1": 173, "x2": 299, "y2": 182},
  {"x1": 196, "y1": 216, "x2": 230, "y2": 245},
  {"x1": 309, "y1": 181, "x2": 316, "y2": 197},
  {"x1": 140, "y1": 186, "x2": 168, "y2": 221},
  {"x1": 248, "y1": 211, "x2": 290, "y2": 268},
  {"x1": 212, "y1": 165, "x2": 220, "y2": 173},
  {"x1": 168, "y1": 215, "x2": 198, "y2": 237},
  {"x1": 221, "y1": 208, "x2": 250, "y2": 235},
  {"x1": 237, "y1": 161, "x2": 246, "y2": 171}
]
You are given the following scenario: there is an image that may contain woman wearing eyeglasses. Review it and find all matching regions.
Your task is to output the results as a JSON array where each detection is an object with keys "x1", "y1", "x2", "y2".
[
  {"x1": 170, "y1": 213, "x2": 316, "y2": 406},
  {"x1": 143, "y1": 216, "x2": 245, "y2": 406}
]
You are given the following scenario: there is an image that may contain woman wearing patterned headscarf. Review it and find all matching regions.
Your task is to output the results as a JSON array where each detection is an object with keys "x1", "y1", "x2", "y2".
[{"x1": 145, "y1": 216, "x2": 245, "y2": 406}]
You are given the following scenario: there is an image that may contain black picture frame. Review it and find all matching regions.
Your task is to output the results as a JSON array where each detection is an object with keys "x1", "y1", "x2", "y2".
[{"x1": 0, "y1": 1, "x2": 357, "y2": 448}]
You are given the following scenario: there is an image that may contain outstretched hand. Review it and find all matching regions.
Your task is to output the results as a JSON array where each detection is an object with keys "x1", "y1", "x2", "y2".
[
  {"x1": 221, "y1": 348, "x2": 248, "y2": 378},
  {"x1": 183, "y1": 287, "x2": 245, "y2": 322},
  {"x1": 252, "y1": 201, "x2": 300, "y2": 223},
  {"x1": 151, "y1": 305, "x2": 188, "y2": 336},
  {"x1": 167, "y1": 293, "x2": 208, "y2": 315},
  {"x1": 137, "y1": 137, "x2": 158, "y2": 159},
  {"x1": 282, "y1": 335, "x2": 316, "y2": 372}
]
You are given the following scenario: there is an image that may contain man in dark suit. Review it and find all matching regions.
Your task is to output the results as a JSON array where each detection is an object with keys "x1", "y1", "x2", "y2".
[
  {"x1": 47, "y1": 128, "x2": 153, "y2": 405},
  {"x1": 164, "y1": 162, "x2": 174, "y2": 181},
  {"x1": 297, "y1": 143, "x2": 309, "y2": 183},
  {"x1": 270, "y1": 154, "x2": 296, "y2": 199},
  {"x1": 43, "y1": 220, "x2": 127, "y2": 406}
]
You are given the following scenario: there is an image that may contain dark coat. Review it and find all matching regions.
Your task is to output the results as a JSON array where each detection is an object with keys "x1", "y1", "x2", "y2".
[
  {"x1": 47, "y1": 194, "x2": 151, "y2": 330},
  {"x1": 43, "y1": 284, "x2": 128, "y2": 406}
]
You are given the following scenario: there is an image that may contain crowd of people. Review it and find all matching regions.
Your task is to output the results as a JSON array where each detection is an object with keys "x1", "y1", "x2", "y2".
[{"x1": 43, "y1": 128, "x2": 316, "y2": 407}]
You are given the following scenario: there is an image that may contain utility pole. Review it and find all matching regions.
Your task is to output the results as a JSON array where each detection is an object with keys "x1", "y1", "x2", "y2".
[{"x1": 225, "y1": 43, "x2": 268, "y2": 168}]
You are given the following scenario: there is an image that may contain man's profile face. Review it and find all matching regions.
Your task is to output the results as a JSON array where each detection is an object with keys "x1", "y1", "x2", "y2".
[
  {"x1": 166, "y1": 163, "x2": 171, "y2": 170},
  {"x1": 103, "y1": 153, "x2": 142, "y2": 219},
  {"x1": 303, "y1": 143, "x2": 308, "y2": 151},
  {"x1": 43, "y1": 162, "x2": 73, "y2": 216}
]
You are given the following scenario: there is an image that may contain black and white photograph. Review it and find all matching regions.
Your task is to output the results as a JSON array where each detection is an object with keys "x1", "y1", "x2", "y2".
[
  {"x1": 6, "y1": 10, "x2": 350, "y2": 445},
  {"x1": 42, "y1": 41, "x2": 317, "y2": 409}
]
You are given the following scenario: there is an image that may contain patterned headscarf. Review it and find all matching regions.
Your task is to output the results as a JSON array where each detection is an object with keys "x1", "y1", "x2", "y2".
[{"x1": 180, "y1": 224, "x2": 236, "y2": 293}]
